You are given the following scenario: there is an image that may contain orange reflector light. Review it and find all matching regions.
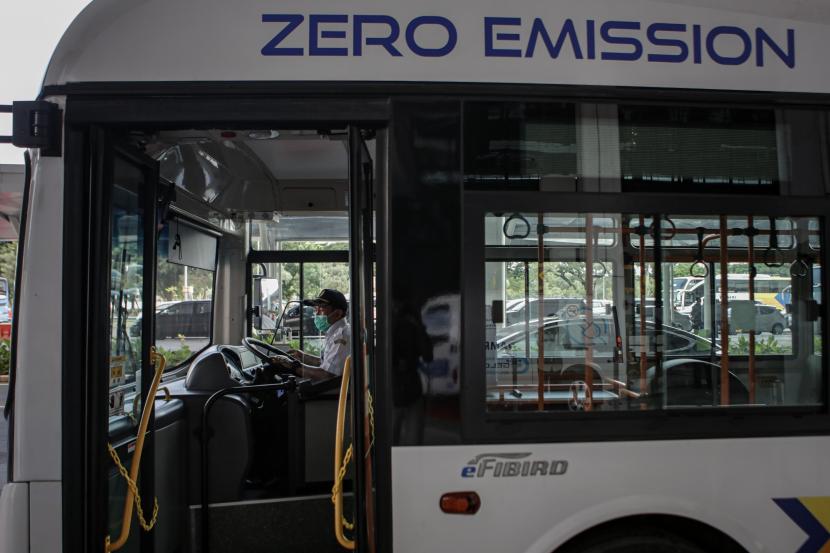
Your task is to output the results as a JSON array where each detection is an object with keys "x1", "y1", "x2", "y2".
[{"x1": 440, "y1": 492, "x2": 481, "y2": 515}]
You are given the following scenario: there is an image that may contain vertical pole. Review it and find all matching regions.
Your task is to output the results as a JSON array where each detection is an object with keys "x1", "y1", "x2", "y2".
[
  {"x1": 719, "y1": 216, "x2": 731, "y2": 406},
  {"x1": 584, "y1": 215, "x2": 594, "y2": 411},
  {"x1": 299, "y1": 264, "x2": 305, "y2": 349},
  {"x1": 748, "y1": 216, "x2": 756, "y2": 403},
  {"x1": 638, "y1": 216, "x2": 647, "y2": 402},
  {"x1": 348, "y1": 126, "x2": 368, "y2": 552},
  {"x1": 653, "y1": 217, "x2": 664, "y2": 405},
  {"x1": 537, "y1": 213, "x2": 545, "y2": 412},
  {"x1": 520, "y1": 262, "x2": 529, "y2": 392},
  {"x1": 140, "y1": 155, "x2": 159, "y2": 553}
]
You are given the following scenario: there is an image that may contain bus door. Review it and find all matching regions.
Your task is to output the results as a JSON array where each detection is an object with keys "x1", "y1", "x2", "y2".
[
  {"x1": 242, "y1": 126, "x2": 379, "y2": 552},
  {"x1": 341, "y1": 126, "x2": 377, "y2": 553},
  {"x1": 89, "y1": 130, "x2": 167, "y2": 553}
]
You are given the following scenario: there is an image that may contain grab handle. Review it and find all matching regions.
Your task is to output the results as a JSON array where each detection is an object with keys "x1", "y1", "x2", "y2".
[
  {"x1": 106, "y1": 349, "x2": 166, "y2": 552},
  {"x1": 332, "y1": 356, "x2": 356, "y2": 550}
]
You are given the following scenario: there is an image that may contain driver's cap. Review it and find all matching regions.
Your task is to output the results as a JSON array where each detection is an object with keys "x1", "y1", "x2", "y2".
[{"x1": 302, "y1": 288, "x2": 348, "y2": 312}]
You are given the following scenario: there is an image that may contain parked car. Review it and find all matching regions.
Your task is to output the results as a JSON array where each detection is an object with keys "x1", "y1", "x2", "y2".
[
  {"x1": 282, "y1": 304, "x2": 319, "y2": 336},
  {"x1": 496, "y1": 316, "x2": 714, "y2": 361},
  {"x1": 0, "y1": 294, "x2": 10, "y2": 324},
  {"x1": 492, "y1": 316, "x2": 722, "y2": 401},
  {"x1": 634, "y1": 298, "x2": 693, "y2": 331},
  {"x1": 634, "y1": 358, "x2": 749, "y2": 407},
  {"x1": 504, "y1": 297, "x2": 587, "y2": 325},
  {"x1": 130, "y1": 299, "x2": 212, "y2": 338},
  {"x1": 728, "y1": 301, "x2": 788, "y2": 334},
  {"x1": 754, "y1": 304, "x2": 788, "y2": 334},
  {"x1": 0, "y1": 277, "x2": 11, "y2": 323}
]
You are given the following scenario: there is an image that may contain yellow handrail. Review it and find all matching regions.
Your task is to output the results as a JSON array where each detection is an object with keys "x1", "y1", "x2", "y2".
[
  {"x1": 332, "y1": 356, "x2": 355, "y2": 550},
  {"x1": 105, "y1": 348, "x2": 166, "y2": 552}
]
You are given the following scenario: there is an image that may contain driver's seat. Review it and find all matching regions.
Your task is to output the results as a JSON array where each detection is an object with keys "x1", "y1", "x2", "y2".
[{"x1": 182, "y1": 349, "x2": 253, "y2": 503}]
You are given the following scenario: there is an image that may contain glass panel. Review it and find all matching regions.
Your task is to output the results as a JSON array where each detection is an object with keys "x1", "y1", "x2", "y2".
[
  {"x1": 301, "y1": 262, "x2": 350, "y2": 357},
  {"x1": 484, "y1": 212, "x2": 824, "y2": 413},
  {"x1": 250, "y1": 215, "x2": 349, "y2": 250},
  {"x1": 108, "y1": 155, "x2": 145, "y2": 422},
  {"x1": 154, "y1": 263, "x2": 214, "y2": 366},
  {"x1": 152, "y1": 220, "x2": 217, "y2": 365},
  {"x1": 619, "y1": 106, "x2": 779, "y2": 192},
  {"x1": 464, "y1": 102, "x2": 577, "y2": 190},
  {"x1": 252, "y1": 261, "x2": 350, "y2": 356}
]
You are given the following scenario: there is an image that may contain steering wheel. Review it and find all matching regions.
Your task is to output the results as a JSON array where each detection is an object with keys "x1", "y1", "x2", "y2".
[{"x1": 242, "y1": 337, "x2": 299, "y2": 375}]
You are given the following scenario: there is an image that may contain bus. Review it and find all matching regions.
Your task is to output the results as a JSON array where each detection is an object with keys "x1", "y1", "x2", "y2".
[
  {"x1": 1, "y1": 1, "x2": 829, "y2": 553},
  {"x1": 676, "y1": 273, "x2": 792, "y2": 312}
]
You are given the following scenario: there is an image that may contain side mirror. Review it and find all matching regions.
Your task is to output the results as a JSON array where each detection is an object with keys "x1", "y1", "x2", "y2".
[{"x1": 252, "y1": 277, "x2": 281, "y2": 330}]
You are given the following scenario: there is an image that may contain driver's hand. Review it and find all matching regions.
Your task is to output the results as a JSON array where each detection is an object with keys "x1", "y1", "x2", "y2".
[
  {"x1": 287, "y1": 349, "x2": 303, "y2": 362},
  {"x1": 274, "y1": 355, "x2": 298, "y2": 371}
]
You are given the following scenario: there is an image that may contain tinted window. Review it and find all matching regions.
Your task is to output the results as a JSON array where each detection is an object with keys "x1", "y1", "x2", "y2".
[
  {"x1": 155, "y1": 222, "x2": 217, "y2": 366},
  {"x1": 464, "y1": 102, "x2": 577, "y2": 190},
  {"x1": 484, "y1": 211, "x2": 823, "y2": 413},
  {"x1": 619, "y1": 106, "x2": 778, "y2": 193}
]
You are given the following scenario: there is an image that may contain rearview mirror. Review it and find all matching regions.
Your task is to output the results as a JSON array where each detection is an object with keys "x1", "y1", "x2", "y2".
[{"x1": 252, "y1": 277, "x2": 281, "y2": 331}]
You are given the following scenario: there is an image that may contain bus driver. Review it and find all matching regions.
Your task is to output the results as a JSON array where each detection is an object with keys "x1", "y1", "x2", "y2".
[{"x1": 276, "y1": 288, "x2": 351, "y2": 381}]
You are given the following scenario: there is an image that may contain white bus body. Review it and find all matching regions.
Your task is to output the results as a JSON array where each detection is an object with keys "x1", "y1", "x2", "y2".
[{"x1": 1, "y1": 1, "x2": 830, "y2": 553}]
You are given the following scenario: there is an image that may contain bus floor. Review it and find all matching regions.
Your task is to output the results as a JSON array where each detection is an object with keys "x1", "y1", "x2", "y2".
[{"x1": 190, "y1": 494, "x2": 349, "y2": 553}]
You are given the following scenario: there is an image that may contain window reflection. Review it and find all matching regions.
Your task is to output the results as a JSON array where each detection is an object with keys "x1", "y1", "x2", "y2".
[{"x1": 484, "y1": 212, "x2": 823, "y2": 412}]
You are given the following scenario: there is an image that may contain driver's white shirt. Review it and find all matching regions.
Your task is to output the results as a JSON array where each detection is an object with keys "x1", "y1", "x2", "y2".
[{"x1": 320, "y1": 317, "x2": 350, "y2": 376}]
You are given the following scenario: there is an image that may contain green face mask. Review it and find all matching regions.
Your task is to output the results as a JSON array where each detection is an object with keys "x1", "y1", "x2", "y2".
[{"x1": 314, "y1": 314, "x2": 331, "y2": 333}]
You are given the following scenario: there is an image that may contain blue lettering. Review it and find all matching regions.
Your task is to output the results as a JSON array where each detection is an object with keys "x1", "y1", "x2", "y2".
[
  {"x1": 353, "y1": 15, "x2": 403, "y2": 56},
  {"x1": 405, "y1": 16, "x2": 457, "y2": 57},
  {"x1": 259, "y1": 14, "x2": 796, "y2": 69},
  {"x1": 461, "y1": 466, "x2": 476, "y2": 477},
  {"x1": 647, "y1": 23, "x2": 688, "y2": 62},
  {"x1": 261, "y1": 14, "x2": 304, "y2": 56},
  {"x1": 706, "y1": 26, "x2": 751, "y2": 65},
  {"x1": 600, "y1": 21, "x2": 643, "y2": 61},
  {"x1": 309, "y1": 14, "x2": 348, "y2": 56},
  {"x1": 756, "y1": 28, "x2": 795, "y2": 68},
  {"x1": 693, "y1": 24, "x2": 702, "y2": 63},
  {"x1": 586, "y1": 20, "x2": 596, "y2": 59},
  {"x1": 484, "y1": 17, "x2": 522, "y2": 57},
  {"x1": 526, "y1": 18, "x2": 583, "y2": 59}
]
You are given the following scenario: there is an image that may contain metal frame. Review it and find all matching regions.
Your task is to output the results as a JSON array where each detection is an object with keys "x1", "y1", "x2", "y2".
[{"x1": 66, "y1": 128, "x2": 161, "y2": 553}]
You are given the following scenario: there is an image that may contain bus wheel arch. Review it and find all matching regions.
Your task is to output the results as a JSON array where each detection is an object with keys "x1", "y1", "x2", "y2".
[{"x1": 553, "y1": 515, "x2": 749, "y2": 553}]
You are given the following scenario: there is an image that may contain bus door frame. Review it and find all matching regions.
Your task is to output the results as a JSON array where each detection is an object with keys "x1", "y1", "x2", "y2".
[
  {"x1": 61, "y1": 93, "x2": 391, "y2": 553},
  {"x1": 84, "y1": 128, "x2": 160, "y2": 553},
  {"x1": 346, "y1": 125, "x2": 378, "y2": 553}
]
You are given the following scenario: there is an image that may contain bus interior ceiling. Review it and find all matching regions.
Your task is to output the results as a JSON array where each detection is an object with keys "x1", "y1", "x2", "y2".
[{"x1": 108, "y1": 127, "x2": 373, "y2": 553}]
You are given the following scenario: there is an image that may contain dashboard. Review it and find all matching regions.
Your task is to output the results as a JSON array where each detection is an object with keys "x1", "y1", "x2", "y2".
[
  {"x1": 185, "y1": 344, "x2": 270, "y2": 391},
  {"x1": 219, "y1": 345, "x2": 265, "y2": 382}
]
